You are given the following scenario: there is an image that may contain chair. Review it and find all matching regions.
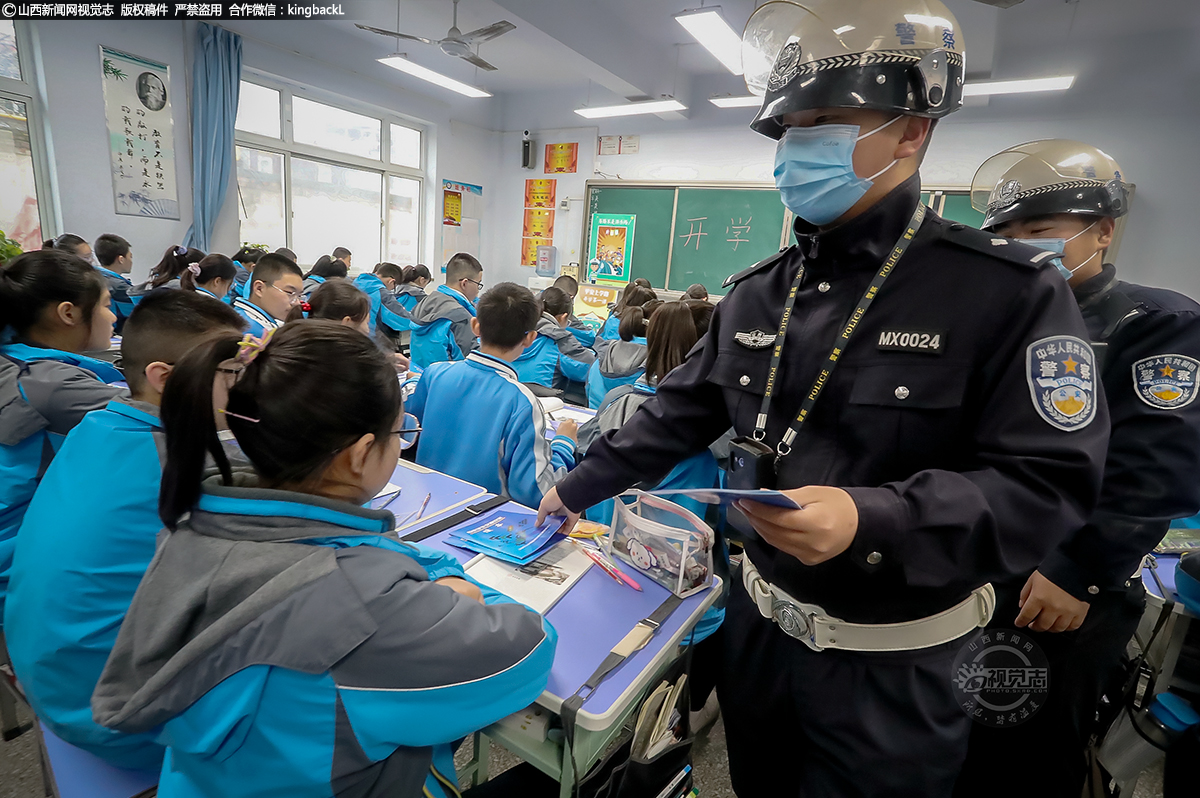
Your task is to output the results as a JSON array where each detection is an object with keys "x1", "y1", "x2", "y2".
[
  {"x1": 35, "y1": 723, "x2": 158, "y2": 798},
  {"x1": 1, "y1": 631, "x2": 32, "y2": 741}
]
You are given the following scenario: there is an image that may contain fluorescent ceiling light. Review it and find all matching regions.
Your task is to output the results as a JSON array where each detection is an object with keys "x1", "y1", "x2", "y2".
[
  {"x1": 377, "y1": 55, "x2": 492, "y2": 98},
  {"x1": 675, "y1": 7, "x2": 743, "y2": 75},
  {"x1": 575, "y1": 99, "x2": 686, "y2": 119},
  {"x1": 710, "y1": 95, "x2": 761, "y2": 108},
  {"x1": 962, "y1": 75, "x2": 1074, "y2": 97}
]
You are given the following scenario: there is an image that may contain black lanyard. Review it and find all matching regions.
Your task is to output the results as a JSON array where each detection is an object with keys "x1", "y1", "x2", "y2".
[{"x1": 753, "y1": 202, "x2": 927, "y2": 458}]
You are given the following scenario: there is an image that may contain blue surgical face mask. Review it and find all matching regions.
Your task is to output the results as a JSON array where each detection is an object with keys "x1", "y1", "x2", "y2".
[
  {"x1": 1016, "y1": 221, "x2": 1099, "y2": 280},
  {"x1": 774, "y1": 116, "x2": 903, "y2": 226}
]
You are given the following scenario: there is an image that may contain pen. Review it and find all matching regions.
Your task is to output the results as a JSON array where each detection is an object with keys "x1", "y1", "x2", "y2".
[
  {"x1": 572, "y1": 539, "x2": 642, "y2": 591},
  {"x1": 596, "y1": 550, "x2": 643, "y2": 592},
  {"x1": 415, "y1": 492, "x2": 431, "y2": 520}
]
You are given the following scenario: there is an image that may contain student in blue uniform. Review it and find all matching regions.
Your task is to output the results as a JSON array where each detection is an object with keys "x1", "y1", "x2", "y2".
[
  {"x1": 513, "y1": 286, "x2": 595, "y2": 405},
  {"x1": 92, "y1": 234, "x2": 136, "y2": 333},
  {"x1": 331, "y1": 246, "x2": 352, "y2": 270},
  {"x1": 226, "y1": 246, "x2": 265, "y2": 304},
  {"x1": 409, "y1": 252, "x2": 483, "y2": 368},
  {"x1": 132, "y1": 245, "x2": 204, "y2": 298},
  {"x1": 306, "y1": 278, "x2": 372, "y2": 334},
  {"x1": 552, "y1": 275, "x2": 597, "y2": 348},
  {"x1": 395, "y1": 264, "x2": 432, "y2": 313},
  {"x1": 301, "y1": 255, "x2": 349, "y2": 298},
  {"x1": 585, "y1": 298, "x2": 648, "y2": 408},
  {"x1": 91, "y1": 320, "x2": 556, "y2": 798},
  {"x1": 180, "y1": 254, "x2": 238, "y2": 300},
  {"x1": 0, "y1": 250, "x2": 123, "y2": 624},
  {"x1": 354, "y1": 262, "x2": 413, "y2": 340},
  {"x1": 596, "y1": 283, "x2": 655, "y2": 354},
  {"x1": 408, "y1": 283, "x2": 578, "y2": 509},
  {"x1": 231, "y1": 252, "x2": 303, "y2": 336},
  {"x1": 957, "y1": 141, "x2": 1200, "y2": 797},
  {"x1": 5, "y1": 290, "x2": 245, "y2": 769}
]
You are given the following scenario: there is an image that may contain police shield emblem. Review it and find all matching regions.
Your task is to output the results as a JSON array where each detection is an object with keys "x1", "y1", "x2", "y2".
[
  {"x1": 1133, "y1": 354, "x2": 1199, "y2": 410},
  {"x1": 1026, "y1": 336, "x2": 1097, "y2": 431}
]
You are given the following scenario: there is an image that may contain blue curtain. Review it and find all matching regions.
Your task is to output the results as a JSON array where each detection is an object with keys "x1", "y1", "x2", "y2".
[{"x1": 184, "y1": 24, "x2": 242, "y2": 252}]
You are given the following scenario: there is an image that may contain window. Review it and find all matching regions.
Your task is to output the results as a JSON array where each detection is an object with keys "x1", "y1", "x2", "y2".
[
  {"x1": 233, "y1": 79, "x2": 425, "y2": 269},
  {"x1": 0, "y1": 22, "x2": 51, "y2": 253}
]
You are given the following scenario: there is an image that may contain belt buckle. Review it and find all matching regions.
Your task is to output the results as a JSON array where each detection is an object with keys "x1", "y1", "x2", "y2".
[{"x1": 771, "y1": 598, "x2": 822, "y2": 651}]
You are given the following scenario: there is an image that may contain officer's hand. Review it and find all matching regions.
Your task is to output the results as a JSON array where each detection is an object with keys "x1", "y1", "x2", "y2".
[
  {"x1": 1015, "y1": 570, "x2": 1089, "y2": 633},
  {"x1": 736, "y1": 486, "x2": 858, "y2": 566},
  {"x1": 537, "y1": 487, "x2": 581, "y2": 536},
  {"x1": 435, "y1": 576, "x2": 484, "y2": 604}
]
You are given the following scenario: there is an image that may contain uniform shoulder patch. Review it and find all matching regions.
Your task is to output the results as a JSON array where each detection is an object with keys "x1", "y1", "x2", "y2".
[
  {"x1": 722, "y1": 247, "x2": 793, "y2": 288},
  {"x1": 940, "y1": 224, "x2": 1059, "y2": 270},
  {"x1": 1026, "y1": 336, "x2": 1098, "y2": 431},
  {"x1": 1132, "y1": 354, "x2": 1199, "y2": 410}
]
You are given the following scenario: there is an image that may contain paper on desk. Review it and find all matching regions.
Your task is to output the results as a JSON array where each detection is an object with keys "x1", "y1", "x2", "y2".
[
  {"x1": 369, "y1": 483, "x2": 402, "y2": 510},
  {"x1": 549, "y1": 406, "x2": 595, "y2": 425},
  {"x1": 646, "y1": 488, "x2": 801, "y2": 509},
  {"x1": 465, "y1": 541, "x2": 593, "y2": 614}
]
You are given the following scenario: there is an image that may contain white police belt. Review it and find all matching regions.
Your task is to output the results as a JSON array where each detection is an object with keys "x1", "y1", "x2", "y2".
[{"x1": 742, "y1": 555, "x2": 996, "y2": 652}]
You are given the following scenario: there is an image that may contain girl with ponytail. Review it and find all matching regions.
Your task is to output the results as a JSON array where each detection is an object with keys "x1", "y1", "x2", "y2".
[
  {"x1": 91, "y1": 320, "x2": 556, "y2": 798},
  {"x1": 133, "y1": 244, "x2": 205, "y2": 296},
  {"x1": 180, "y1": 254, "x2": 238, "y2": 300}
]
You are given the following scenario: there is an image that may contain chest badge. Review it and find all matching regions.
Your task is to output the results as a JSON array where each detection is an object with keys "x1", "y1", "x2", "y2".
[
  {"x1": 1133, "y1": 354, "x2": 1199, "y2": 410},
  {"x1": 1026, "y1": 336, "x2": 1098, "y2": 432},
  {"x1": 877, "y1": 329, "x2": 945, "y2": 354},
  {"x1": 735, "y1": 329, "x2": 778, "y2": 350}
]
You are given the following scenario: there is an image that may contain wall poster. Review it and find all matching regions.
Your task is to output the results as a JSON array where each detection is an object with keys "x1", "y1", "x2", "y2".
[{"x1": 587, "y1": 213, "x2": 635, "y2": 284}]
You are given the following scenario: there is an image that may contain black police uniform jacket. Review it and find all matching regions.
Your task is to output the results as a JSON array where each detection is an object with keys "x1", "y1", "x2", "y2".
[
  {"x1": 1034, "y1": 263, "x2": 1200, "y2": 601},
  {"x1": 556, "y1": 175, "x2": 1111, "y2": 624}
]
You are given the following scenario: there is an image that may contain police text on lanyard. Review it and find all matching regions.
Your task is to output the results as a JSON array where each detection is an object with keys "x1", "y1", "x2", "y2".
[{"x1": 753, "y1": 202, "x2": 927, "y2": 461}]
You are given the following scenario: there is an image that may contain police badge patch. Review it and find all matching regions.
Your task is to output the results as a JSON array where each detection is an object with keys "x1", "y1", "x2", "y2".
[
  {"x1": 734, "y1": 329, "x2": 778, "y2": 349},
  {"x1": 1026, "y1": 336, "x2": 1097, "y2": 431},
  {"x1": 1133, "y1": 354, "x2": 1199, "y2": 410}
]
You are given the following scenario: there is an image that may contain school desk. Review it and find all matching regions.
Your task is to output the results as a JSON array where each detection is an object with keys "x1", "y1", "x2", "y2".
[
  {"x1": 406, "y1": 492, "x2": 720, "y2": 797},
  {"x1": 376, "y1": 459, "x2": 488, "y2": 532},
  {"x1": 1139, "y1": 554, "x2": 1198, "y2": 699}
]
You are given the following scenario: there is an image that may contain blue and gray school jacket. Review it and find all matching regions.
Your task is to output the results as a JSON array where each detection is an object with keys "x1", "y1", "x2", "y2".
[
  {"x1": 513, "y1": 313, "x2": 597, "y2": 392},
  {"x1": 231, "y1": 297, "x2": 283, "y2": 338},
  {"x1": 194, "y1": 286, "x2": 221, "y2": 301},
  {"x1": 5, "y1": 397, "x2": 165, "y2": 769},
  {"x1": 585, "y1": 337, "x2": 646, "y2": 409},
  {"x1": 395, "y1": 283, "x2": 426, "y2": 313},
  {"x1": 567, "y1": 314, "x2": 597, "y2": 349},
  {"x1": 91, "y1": 479, "x2": 556, "y2": 798},
  {"x1": 597, "y1": 313, "x2": 621, "y2": 346},
  {"x1": 301, "y1": 274, "x2": 326, "y2": 299},
  {"x1": 0, "y1": 345, "x2": 125, "y2": 624},
  {"x1": 579, "y1": 378, "x2": 725, "y2": 642},
  {"x1": 227, "y1": 261, "x2": 251, "y2": 304},
  {"x1": 407, "y1": 351, "x2": 576, "y2": 509},
  {"x1": 97, "y1": 267, "x2": 135, "y2": 333},
  {"x1": 354, "y1": 273, "x2": 414, "y2": 335},
  {"x1": 409, "y1": 285, "x2": 478, "y2": 369}
]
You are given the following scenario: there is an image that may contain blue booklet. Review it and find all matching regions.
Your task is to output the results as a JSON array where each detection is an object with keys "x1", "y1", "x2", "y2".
[
  {"x1": 645, "y1": 488, "x2": 802, "y2": 509},
  {"x1": 448, "y1": 507, "x2": 567, "y2": 565}
]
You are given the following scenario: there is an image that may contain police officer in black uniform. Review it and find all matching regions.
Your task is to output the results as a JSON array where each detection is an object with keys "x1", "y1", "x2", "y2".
[
  {"x1": 539, "y1": 1, "x2": 1110, "y2": 794},
  {"x1": 954, "y1": 140, "x2": 1200, "y2": 797}
]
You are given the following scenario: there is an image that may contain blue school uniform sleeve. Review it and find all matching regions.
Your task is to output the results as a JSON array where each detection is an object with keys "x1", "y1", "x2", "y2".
[
  {"x1": 501, "y1": 403, "x2": 576, "y2": 509},
  {"x1": 396, "y1": 541, "x2": 468, "y2": 583},
  {"x1": 329, "y1": 560, "x2": 557, "y2": 752},
  {"x1": 450, "y1": 318, "x2": 479, "y2": 361},
  {"x1": 553, "y1": 333, "x2": 596, "y2": 384},
  {"x1": 405, "y1": 370, "x2": 430, "y2": 420},
  {"x1": 378, "y1": 291, "x2": 414, "y2": 333}
]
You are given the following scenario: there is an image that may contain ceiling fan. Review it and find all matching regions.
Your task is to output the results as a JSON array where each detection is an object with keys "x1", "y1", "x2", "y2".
[{"x1": 356, "y1": 0, "x2": 516, "y2": 72}]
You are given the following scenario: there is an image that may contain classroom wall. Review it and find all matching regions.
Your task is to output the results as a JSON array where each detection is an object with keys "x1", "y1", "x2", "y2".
[{"x1": 29, "y1": 19, "x2": 503, "y2": 284}]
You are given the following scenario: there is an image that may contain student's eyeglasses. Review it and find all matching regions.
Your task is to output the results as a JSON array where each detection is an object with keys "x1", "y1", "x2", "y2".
[
  {"x1": 463, "y1": 277, "x2": 484, "y2": 290},
  {"x1": 391, "y1": 412, "x2": 421, "y2": 450},
  {"x1": 270, "y1": 283, "x2": 302, "y2": 305}
]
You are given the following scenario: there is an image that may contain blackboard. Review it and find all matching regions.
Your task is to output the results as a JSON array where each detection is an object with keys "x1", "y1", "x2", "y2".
[{"x1": 585, "y1": 182, "x2": 788, "y2": 295}]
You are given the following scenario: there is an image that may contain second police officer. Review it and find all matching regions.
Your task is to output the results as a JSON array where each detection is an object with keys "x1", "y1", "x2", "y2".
[
  {"x1": 955, "y1": 141, "x2": 1200, "y2": 796},
  {"x1": 539, "y1": 1, "x2": 1111, "y2": 794}
]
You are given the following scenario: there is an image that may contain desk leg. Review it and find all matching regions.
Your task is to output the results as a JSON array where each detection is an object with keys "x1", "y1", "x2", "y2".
[
  {"x1": 476, "y1": 732, "x2": 491, "y2": 785},
  {"x1": 559, "y1": 734, "x2": 575, "y2": 798}
]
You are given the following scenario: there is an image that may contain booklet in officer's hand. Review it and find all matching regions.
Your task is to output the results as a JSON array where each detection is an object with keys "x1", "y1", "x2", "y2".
[{"x1": 645, "y1": 488, "x2": 801, "y2": 509}]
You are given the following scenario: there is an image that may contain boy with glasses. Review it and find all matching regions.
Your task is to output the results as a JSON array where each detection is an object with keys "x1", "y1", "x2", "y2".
[
  {"x1": 233, "y1": 253, "x2": 304, "y2": 336},
  {"x1": 409, "y1": 252, "x2": 485, "y2": 368}
]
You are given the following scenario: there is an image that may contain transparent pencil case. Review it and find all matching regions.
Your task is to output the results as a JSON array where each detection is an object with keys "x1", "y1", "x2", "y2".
[{"x1": 606, "y1": 491, "x2": 713, "y2": 598}]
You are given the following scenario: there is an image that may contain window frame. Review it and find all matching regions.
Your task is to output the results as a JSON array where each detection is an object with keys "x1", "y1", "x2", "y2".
[
  {"x1": 0, "y1": 21, "x2": 59, "y2": 246},
  {"x1": 233, "y1": 71, "x2": 427, "y2": 268}
]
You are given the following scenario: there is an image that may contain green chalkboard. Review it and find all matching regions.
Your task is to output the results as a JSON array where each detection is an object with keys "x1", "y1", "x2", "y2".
[
  {"x1": 588, "y1": 186, "x2": 675, "y2": 289},
  {"x1": 668, "y1": 188, "x2": 788, "y2": 292},
  {"x1": 940, "y1": 193, "x2": 986, "y2": 228}
]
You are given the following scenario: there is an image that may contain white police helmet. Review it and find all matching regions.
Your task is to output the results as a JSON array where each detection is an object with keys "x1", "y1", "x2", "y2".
[
  {"x1": 971, "y1": 140, "x2": 1131, "y2": 231},
  {"x1": 743, "y1": 0, "x2": 966, "y2": 140}
]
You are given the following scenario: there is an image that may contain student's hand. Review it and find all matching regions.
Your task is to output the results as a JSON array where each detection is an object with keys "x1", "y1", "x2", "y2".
[
  {"x1": 537, "y1": 487, "x2": 581, "y2": 536},
  {"x1": 556, "y1": 419, "x2": 579, "y2": 442},
  {"x1": 735, "y1": 486, "x2": 858, "y2": 566},
  {"x1": 1015, "y1": 570, "x2": 1089, "y2": 632},
  {"x1": 435, "y1": 576, "x2": 484, "y2": 604},
  {"x1": 393, "y1": 353, "x2": 411, "y2": 372}
]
